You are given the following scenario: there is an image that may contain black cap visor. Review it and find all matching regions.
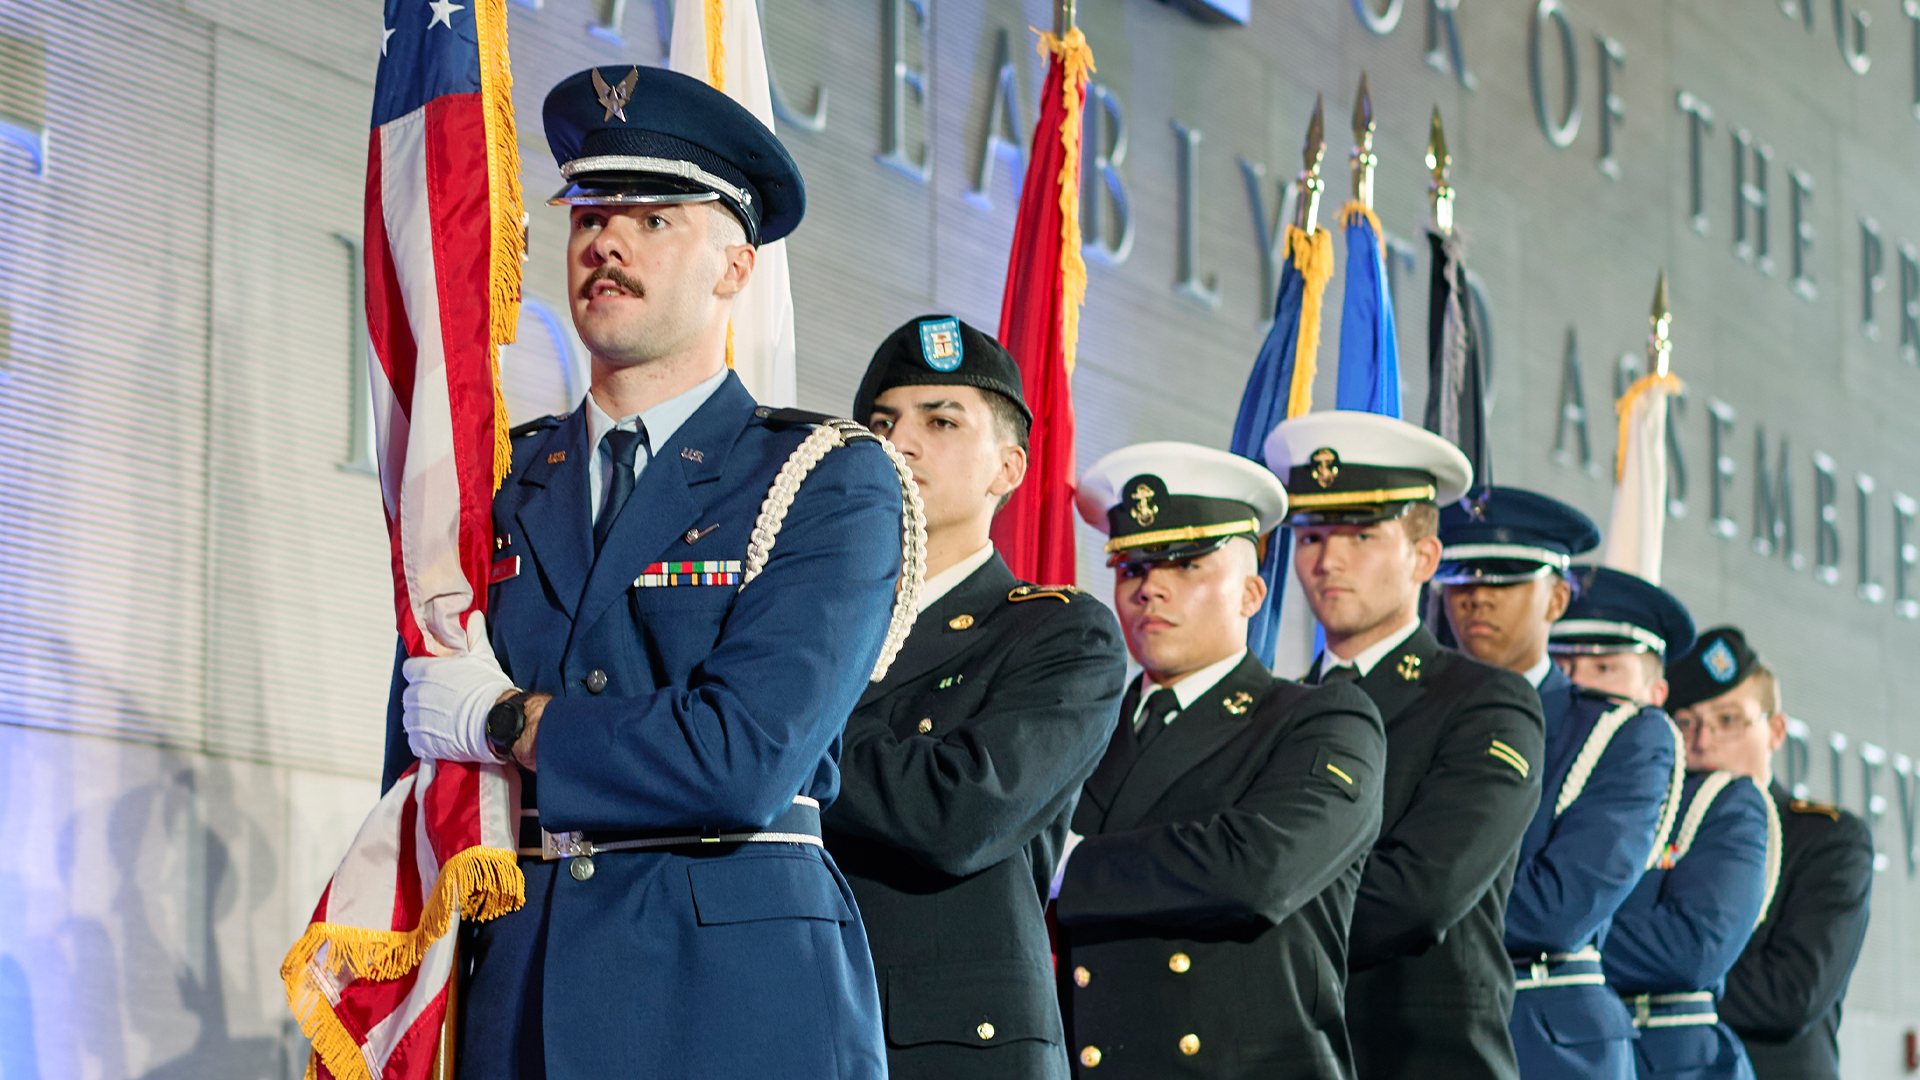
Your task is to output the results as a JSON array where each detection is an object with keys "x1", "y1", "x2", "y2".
[
  {"x1": 548, "y1": 173, "x2": 755, "y2": 243},
  {"x1": 1107, "y1": 532, "x2": 1248, "y2": 569},
  {"x1": 1284, "y1": 499, "x2": 1420, "y2": 529},
  {"x1": 1433, "y1": 558, "x2": 1562, "y2": 586}
]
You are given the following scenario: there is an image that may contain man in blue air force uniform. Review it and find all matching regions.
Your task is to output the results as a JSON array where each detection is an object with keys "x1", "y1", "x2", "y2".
[
  {"x1": 1265, "y1": 413, "x2": 1545, "y2": 1080},
  {"x1": 1676, "y1": 629, "x2": 1871, "y2": 1080},
  {"x1": 382, "y1": 67, "x2": 909, "y2": 1080},
  {"x1": 1054, "y1": 443, "x2": 1386, "y2": 1080},
  {"x1": 823, "y1": 316, "x2": 1129, "y2": 1079},
  {"x1": 1435, "y1": 490, "x2": 1679, "y2": 1080},
  {"x1": 1568, "y1": 610, "x2": 1775, "y2": 1080}
]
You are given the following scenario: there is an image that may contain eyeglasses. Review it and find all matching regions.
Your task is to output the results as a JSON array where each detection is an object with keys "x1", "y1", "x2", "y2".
[{"x1": 1672, "y1": 713, "x2": 1759, "y2": 740}]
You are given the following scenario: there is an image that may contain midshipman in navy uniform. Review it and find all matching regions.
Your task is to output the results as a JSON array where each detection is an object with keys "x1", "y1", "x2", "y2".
[
  {"x1": 823, "y1": 316, "x2": 1129, "y2": 1079},
  {"x1": 1436, "y1": 492, "x2": 1679, "y2": 1080},
  {"x1": 385, "y1": 67, "x2": 912, "y2": 1080},
  {"x1": 1677, "y1": 629, "x2": 1874, "y2": 1080},
  {"x1": 1264, "y1": 413, "x2": 1545, "y2": 1080},
  {"x1": 1054, "y1": 443, "x2": 1386, "y2": 1080}
]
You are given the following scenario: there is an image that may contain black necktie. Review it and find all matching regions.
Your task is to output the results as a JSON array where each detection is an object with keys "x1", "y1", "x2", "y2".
[
  {"x1": 1320, "y1": 665, "x2": 1360, "y2": 686},
  {"x1": 594, "y1": 426, "x2": 647, "y2": 552},
  {"x1": 1134, "y1": 687, "x2": 1181, "y2": 749}
]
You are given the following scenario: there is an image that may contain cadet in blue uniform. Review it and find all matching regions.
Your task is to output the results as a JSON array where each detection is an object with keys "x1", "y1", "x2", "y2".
[
  {"x1": 1265, "y1": 414, "x2": 1545, "y2": 1080},
  {"x1": 1553, "y1": 575, "x2": 1777, "y2": 1080},
  {"x1": 823, "y1": 316, "x2": 1128, "y2": 1079},
  {"x1": 1055, "y1": 443, "x2": 1386, "y2": 1080},
  {"x1": 385, "y1": 67, "x2": 912, "y2": 1080},
  {"x1": 1677, "y1": 630, "x2": 1874, "y2": 1080},
  {"x1": 1436, "y1": 492, "x2": 1679, "y2": 1080}
]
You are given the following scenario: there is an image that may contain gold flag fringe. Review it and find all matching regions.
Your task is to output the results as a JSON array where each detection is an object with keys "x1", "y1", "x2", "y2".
[
  {"x1": 1282, "y1": 223, "x2": 1334, "y2": 417},
  {"x1": 475, "y1": 0, "x2": 522, "y2": 491},
  {"x1": 1036, "y1": 27, "x2": 1093, "y2": 378},
  {"x1": 1612, "y1": 370, "x2": 1683, "y2": 482},
  {"x1": 1339, "y1": 200, "x2": 1384, "y2": 240},
  {"x1": 283, "y1": 845, "x2": 526, "y2": 1080}
]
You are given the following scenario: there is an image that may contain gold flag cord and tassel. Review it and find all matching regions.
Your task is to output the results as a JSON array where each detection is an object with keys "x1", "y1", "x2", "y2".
[
  {"x1": 1035, "y1": 25, "x2": 1094, "y2": 377},
  {"x1": 476, "y1": 0, "x2": 522, "y2": 491},
  {"x1": 1281, "y1": 224, "x2": 1334, "y2": 418}
]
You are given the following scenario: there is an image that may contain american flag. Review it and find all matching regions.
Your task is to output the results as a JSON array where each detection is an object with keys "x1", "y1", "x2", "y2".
[{"x1": 281, "y1": 0, "x2": 526, "y2": 1076}]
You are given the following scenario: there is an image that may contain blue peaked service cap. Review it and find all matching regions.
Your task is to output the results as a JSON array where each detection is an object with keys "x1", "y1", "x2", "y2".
[
  {"x1": 1435, "y1": 486, "x2": 1601, "y2": 585},
  {"x1": 542, "y1": 65, "x2": 805, "y2": 245},
  {"x1": 1550, "y1": 566, "x2": 1697, "y2": 658}
]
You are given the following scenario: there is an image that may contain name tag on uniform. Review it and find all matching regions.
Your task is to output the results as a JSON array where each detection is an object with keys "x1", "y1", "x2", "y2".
[
  {"x1": 490, "y1": 556, "x2": 521, "y2": 583},
  {"x1": 634, "y1": 560, "x2": 742, "y2": 587}
]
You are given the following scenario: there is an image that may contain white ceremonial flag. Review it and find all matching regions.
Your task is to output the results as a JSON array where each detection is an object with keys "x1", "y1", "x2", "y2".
[
  {"x1": 1603, "y1": 371, "x2": 1681, "y2": 585},
  {"x1": 670, "y1": 0, "x2": 798, "y2": 406}
]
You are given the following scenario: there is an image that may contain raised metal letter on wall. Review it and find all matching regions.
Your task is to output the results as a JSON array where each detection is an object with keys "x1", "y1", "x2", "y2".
[
  {"x1": 1790, "y1": 170, "x2": 1816, "y2": 300},
  {"x1": 1899, "y1": 243, "x2": 1919, "y2": 361},
  {"x1": 1783, "y1": 719, "x2": 1813, "y2": 799},
  {"x1": 1173, "y1": 121, "x2": 1220, "y2": 310},
  {"x1": 1732, "y1": 129, "x2": 1772, "y2": 272},
  {"x1": 1857, "y1": 474, "x2": 1884, "y2": 603},
  {"x1": 1552, "y1": 329, "x2": 1593, "y2": 473},
  {"x1": 1834, "y1": 0, "x2": 1871, "y2": 73},
  {"x1": 336, "y1": 234, "x2": 377, "y2": 477},
  {"x1": 1084, "y1": 83, "x2": 1134, "y2": 266},
  {"x1": 967, "y1": 28, "x2": 1024, "y2": 210},
  {"x1": 1813, "y1": 451, "x2": 1842, "y2": 584},
  {"x1": 1862, "y1": 743, "x2": 1888, "y2": 871},
  {"x1": 1240, "y1": 157, "x2": 1299, "y2": 312},
  {"x1": 1895, "y1": 492, "x2": 1918, "y2": 618},
  {"x1": 1753, "y1": 426, "x2": 1798, "y2": 565},
  {"x1": 1677, "y1": 92, "x2": 1714, "y2": 236},
  {"x1": 1426, "y1": 0, "x2": 1477, "y2": 88},
  {"x1": 1529, "y1": 0, "x2": 1580, "y2": 148},
  {"x1": 1861, "y1": 216, "x2": 1885, "y2": 339},
  {"x1": 1707, "y1": 398, "x2": 1736, "y2": 537},
  {"x1": 765, "y1": 0, "x2": 828, "y2": 132},
  {"x1": 878, "y1": 0, "x2": 931, "y2": 183},
  {"x1": 1595, "y1": 36, "x2": 1624, "y2": 178},
  {"x1": 1893, "y1": 751, "x2": 1919, "y2": 875},
  {"x1": 1353, "y1": 0, "x2": 1404, "y2": 34}
]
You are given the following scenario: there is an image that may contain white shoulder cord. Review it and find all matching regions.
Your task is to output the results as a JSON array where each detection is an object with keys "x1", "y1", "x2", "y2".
[
  {"x1": 1643, "y1": 716, "x2": 1688, "y2": 870},
  {"x1": 1752, "y1": 776, "x2": 1783, "y2": 928},
  {"x1": 1664, "y1": 771, "x2": 1780, "y2": 930},
  {"x1": 739, "y1": 420, "x2": 927, "y2": 683},
  {"x1": 1554, "y1": 698, "x2": 1643, "y2": 819},
  {"x1": 1670, "y1": 770, "x2": 1736, "y2": 861}
]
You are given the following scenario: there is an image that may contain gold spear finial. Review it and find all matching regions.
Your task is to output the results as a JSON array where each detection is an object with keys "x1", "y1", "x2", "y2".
[
  {"x1": 1649, "y1": 271, "x2": 1672, "y2": 377},
  {"x1": 1351, "y1": 72, "x2": 1376, "y2": 210},
  {"x1": 1426, "y1": 106, "x2": 1454, "y2": 236},
  {"x1": 1295, "y1": 93, "x2": 1327, "y2": 234}
]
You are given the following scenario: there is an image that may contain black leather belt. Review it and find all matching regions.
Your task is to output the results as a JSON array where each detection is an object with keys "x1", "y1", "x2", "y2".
[{"x1": 517, "y1": 796, "x2": 821, "y2": 859}]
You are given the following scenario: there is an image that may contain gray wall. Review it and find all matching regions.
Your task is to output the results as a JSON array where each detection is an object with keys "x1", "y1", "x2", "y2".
[{"x1": 0, "y1": 0, "x2": 1914, "y2": 1074}]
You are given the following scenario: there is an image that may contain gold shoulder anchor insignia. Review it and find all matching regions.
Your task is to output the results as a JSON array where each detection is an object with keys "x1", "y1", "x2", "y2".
[
  {"x1": 1129, "y1": 484, "x2": 1158, "y2": 526},
  {"x1": 1397, "y1": 654, "x2": 1421, "y2": 681},
  {"x1": 1223, "y1": 691, "x2": 1252, "y2": 715},
  {"x1": 592, "y1": 66, "x2": 640, "y2": 122}
]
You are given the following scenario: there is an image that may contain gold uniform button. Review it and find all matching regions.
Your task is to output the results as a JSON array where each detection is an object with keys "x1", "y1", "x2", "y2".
[
  {"x1": 1168, "y1": 952, "x2": 1191, "y2": 973},
  {"x1": 917, "y1": 718, "x2": 934, "y2": 734},
  {"x1": 1073, "y1": 965, "x2": 1092, "y2": 987},
  {"x1": 1179, "y1": 1034, "x2": 1201, "y2": 1056},
  {"x1": 1080, "y1": 1046, "x2": 1102, "y2": 1068},
  {"x1": 977, "y1": 1022, "x2": 995, "y2": 1040},
  {"x1": 949, "y1": 613, "x2": 974, "y2": 629}
]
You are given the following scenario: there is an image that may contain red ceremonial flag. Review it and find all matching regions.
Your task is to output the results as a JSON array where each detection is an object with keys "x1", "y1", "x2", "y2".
[
  {"x1": 990, "y1": 26, "x2": 1094, "y2": 586},
  {"x1": 281, "y1": 0, "x2": 526, "y2": 1075}
]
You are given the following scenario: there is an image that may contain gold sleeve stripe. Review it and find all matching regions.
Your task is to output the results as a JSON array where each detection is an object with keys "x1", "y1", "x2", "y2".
[
  {"x1": 1488, "y1": 740, "x2": 1531, "y2": 778},
  {"x1": 1325, "y1": 762, "x2": 1355, "y2": 785}
]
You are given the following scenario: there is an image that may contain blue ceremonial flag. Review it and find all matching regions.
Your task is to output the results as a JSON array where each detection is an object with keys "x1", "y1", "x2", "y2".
[
  {"x1": 1336, "y1": 205, "x2": 1400, "y2": 418},
  {"x1": 1231, "y1": 225, "x2": 1331, "y2": 672}
]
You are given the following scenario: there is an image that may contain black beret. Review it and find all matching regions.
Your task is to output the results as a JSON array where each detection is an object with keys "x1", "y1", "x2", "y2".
[
  {"x1": 852, "y1": 316, "x2": 1031, "y2": 427},
  {"x1": 542, "y1": 65, "x2": 804, "y2": 245},
  {"x1": 1666, "y1": 625, "x2": 1763, "y2": 711}
]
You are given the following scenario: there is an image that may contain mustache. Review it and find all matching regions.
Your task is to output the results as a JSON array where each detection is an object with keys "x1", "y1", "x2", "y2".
[{"x1": 580, "y1": 265, "x2": 646, "y2": 300}]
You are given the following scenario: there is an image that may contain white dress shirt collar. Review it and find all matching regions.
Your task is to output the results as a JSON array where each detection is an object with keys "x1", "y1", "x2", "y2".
[
  {"x1": 915, "y1": 544, "x2": 996, "y2": 613},
  {"x1": 1131, "y1": 649, "x2": 1250, "y2": 728},
  {"x1": 1523, "y1": 653, "x2": 1554, "y2": 689},
  {"x1": 583, "y1": 367, "x2": 730, "y2": 518},
  {"x1": 1322, "y1": 615, "x2": 1423, "y2": 679}
]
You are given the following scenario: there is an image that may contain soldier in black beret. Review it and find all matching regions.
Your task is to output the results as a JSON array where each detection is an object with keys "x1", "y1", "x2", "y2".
[
  {"x1": 1670, "y1": 630, "x2": 1876, "y2": 1080},
  {"x1": 825, "y1": 315, "x2": 1127, "y2": 1080}
]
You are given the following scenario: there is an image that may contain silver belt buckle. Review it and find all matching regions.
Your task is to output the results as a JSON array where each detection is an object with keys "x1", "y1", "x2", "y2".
[
  {"x1": 1530, "y1": 956, "x2": 1550, "y2": 983},
  {"x1": 542, "y1": 828, "x2": 592, "y2": 860}
]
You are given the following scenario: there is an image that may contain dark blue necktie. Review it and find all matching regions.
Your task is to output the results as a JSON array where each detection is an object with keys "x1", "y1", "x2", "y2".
[{"x1": 594, "y1": 426, "x2": 647, "y2": 552}]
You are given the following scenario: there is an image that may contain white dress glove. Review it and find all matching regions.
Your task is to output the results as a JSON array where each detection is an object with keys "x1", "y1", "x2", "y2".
[
  {"x1": 1049, "y1": 830, "x2": 1084, "y2": 901},
  {"x1": 401, "y1": 612, "x2": 516, "y2": 764}
]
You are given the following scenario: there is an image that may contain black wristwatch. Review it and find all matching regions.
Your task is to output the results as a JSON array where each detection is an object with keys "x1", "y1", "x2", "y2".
[{"x1": 485, "y1": 691, "x2": 530, "y2": 763}]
